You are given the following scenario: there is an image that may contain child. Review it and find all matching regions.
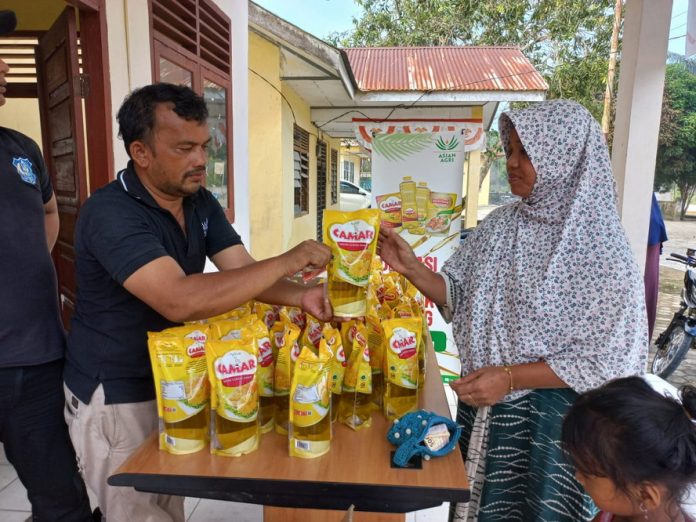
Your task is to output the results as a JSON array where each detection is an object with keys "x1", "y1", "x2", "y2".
[{"x1": 562, "y1": 376, "x2": 696, "y2": 522}]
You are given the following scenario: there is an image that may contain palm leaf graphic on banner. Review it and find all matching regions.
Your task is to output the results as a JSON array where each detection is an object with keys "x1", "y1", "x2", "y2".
[{"x1": 372, "y1": 133, "x2": 432, "y2": 161}]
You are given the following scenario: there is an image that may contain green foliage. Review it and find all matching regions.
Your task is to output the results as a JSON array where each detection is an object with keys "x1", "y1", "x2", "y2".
[
  {"x1": 654, "y1": 64, "x2": 696, "y2": 219},
  {"x1": 330, "y1": 0, "x2": 617, "y2": 121},
  {"x1": 371, "y1": 133, "x2": 432, "y2": 161}
]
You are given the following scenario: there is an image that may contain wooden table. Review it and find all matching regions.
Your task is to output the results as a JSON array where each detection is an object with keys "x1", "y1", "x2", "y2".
[{"x1": 109, "y1": 345, "x2": 469, "y2": 517}]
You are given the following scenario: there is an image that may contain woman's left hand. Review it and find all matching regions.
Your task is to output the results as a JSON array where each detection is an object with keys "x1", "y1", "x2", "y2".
[{"x1": 449, "y1": 366, "x2": 511, "y2": 407}]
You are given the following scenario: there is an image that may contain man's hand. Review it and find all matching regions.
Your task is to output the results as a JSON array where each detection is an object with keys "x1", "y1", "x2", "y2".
[
  {"x1": 449, "y1": 366, "x2": 510, "y2": 407},
  {"x1": 279, "y1": 240, "x2": 332, "y2": 278},
  {"x1": 377, "y1": 228, "x2": 420, "y2": 277},
  {"x1": 299, "y1": 283, "x2": 332, "y2": 322}
]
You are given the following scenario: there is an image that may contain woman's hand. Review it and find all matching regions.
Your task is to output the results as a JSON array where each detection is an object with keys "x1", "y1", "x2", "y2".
[
  {"x1": 449, "y1": 366, "x2": 511, "y2": 407},
  {"x1": 377, "y1": 228, "x2": 420, "y2": 277}
]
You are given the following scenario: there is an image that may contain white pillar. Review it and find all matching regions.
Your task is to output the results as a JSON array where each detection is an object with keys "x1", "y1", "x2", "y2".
[
  {"x1": 464, "y1": 151, "x2": 480, "y2": 229},
  {"x1": 611, "y1": 0, "x2": 672, "y2": 272}
]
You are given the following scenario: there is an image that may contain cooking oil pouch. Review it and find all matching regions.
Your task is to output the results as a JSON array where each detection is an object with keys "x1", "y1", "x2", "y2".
[
  {"x1": 327, "y1": 278, "x2": 368, "y2": 318},
  {"x1": 148, "y1": 328, "x2": 210, "y2": 455},
  {"x1": 339, "y1": 324, "x2": 373, "y2": 430},
  {"x1": 340, "y1": 320, "x2": 361, "y2": 359},
  {"x1": 289, "y1": 344, "x2": 332, "y2": 458},
  {"x1": 321, "y1": 324, "x2": 346, "y2": 423},
  {"x1": 323, "y1": 209, "x2": 380, "y2": 288},
  {"x1": 393, "y1": 300, "x2": 415, "y2": 319},
  {"x1": 207, "y1": 335, "x2": 260, "y2": 457},
  {"x1": 380, "y1": 275, "x2": 401, "y2": 308},
  {"x1": 425, "y1": 192, "x2": 457, "y2": 236},
  {"x1": 280, "y1": 306, "x2": 307, "y2": 330},
  {"x1": 208, "y1": 316, "x2": 254, "y2": 341},
  {"x1": 254, "y1": 301, "x2": 278, "y2": 330},
  {"x1": 375, "y1": 192, "x2": 402, "y2": 229},
  {"x1": 383, "y1": 317, "x2": 422, "y2": 420},
  {"x1": 301, "y1": 313, "x2": 324, "y2": 349},
  {"x1": 365, "y1": 315, "x2": 385, "y2": 411},
  {"x1": 250, "y1": 319, "x2": 275, "y2": 433},
  {"x1": 273, "y1": 322, "x2": 302, "y2": 435}
]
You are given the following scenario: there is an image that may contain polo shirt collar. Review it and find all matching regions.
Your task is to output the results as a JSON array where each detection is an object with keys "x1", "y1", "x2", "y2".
[{"x1": 117, "y1": 160, "x2": 200, "y2": 209}]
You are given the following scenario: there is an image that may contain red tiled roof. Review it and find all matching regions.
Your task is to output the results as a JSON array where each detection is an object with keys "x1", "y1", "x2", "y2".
[{"x1": 344, "y1": 46, "x2": 548, "y2": 92}]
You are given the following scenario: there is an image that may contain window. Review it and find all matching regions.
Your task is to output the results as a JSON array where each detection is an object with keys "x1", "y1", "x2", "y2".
[
  {"x1": 341, "y1": 181, "x2": 362, "y2": 194},
  {"x1": 150, "y1": 0, "x2": 234, "y2": 219},
  {"x1": 343, "y1": 160, "x2": 355, "y2": 183},
  {"x1": 294, "y1": 124, "x2": 310, "y2": 216},
  {"x1": 316, "y1": 141, "x2": 327, "y2": 240},
  {"x1": 330, "y1": 149, "x2": 338, "y2": 205}
]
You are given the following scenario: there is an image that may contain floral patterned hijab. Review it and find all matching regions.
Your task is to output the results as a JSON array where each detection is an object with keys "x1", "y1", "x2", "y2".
[{"x1": 442, "y1": 100, "x2": 647, "y2": 395}]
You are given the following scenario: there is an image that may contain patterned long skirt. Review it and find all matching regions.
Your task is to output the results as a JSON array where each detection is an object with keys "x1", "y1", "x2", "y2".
[{"x1": 452, "y1": 389, "x2": 597, "y2": 522}]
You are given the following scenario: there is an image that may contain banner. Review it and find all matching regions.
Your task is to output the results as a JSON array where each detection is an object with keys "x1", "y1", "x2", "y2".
[
  {"x1": 688, "y1": 0, "x2": 696, "y2": 58},
  {"x1": 355, "y1": 119, "x2": 485, "y2": 382}
]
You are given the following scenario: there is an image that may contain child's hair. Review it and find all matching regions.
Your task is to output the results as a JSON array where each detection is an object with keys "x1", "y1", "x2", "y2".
[{"x1": 562, "y1": 376, "x2": 696, "y2": 504}]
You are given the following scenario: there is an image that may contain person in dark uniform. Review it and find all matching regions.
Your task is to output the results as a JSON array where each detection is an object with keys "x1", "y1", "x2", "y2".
[{"x1": 0, "y1": 10, "x2": 93, "y2": 521}]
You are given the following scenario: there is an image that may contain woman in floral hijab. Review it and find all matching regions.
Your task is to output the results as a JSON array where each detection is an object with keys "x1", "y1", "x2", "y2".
[{"x1": 377, "y1": 100, "x2": 648, "y2": 521}]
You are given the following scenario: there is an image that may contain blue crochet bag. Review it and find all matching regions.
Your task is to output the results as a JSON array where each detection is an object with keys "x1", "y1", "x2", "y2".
[{"x1": 386, "y1": 409, "x2": 462, "y2": 468}]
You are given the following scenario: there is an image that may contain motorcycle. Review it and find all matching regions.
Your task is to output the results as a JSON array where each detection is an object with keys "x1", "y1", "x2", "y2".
[{"x1": 651, "y1": 249, "x2": 696, "y2": 379}]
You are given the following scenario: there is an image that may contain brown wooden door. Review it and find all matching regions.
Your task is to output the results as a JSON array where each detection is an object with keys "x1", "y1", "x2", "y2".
[{"x1": 36, "y1": 8, "x2": 87, "y2": 329}]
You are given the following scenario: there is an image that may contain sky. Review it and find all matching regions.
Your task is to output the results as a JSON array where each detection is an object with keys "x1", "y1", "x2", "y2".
[
  {"x1": 253, "y1": 0, "x2": 362, "y2": 42},
  {"x1": 669, "y1": 0, "x2": 691, "y2": 56},
  {"x1": 255, "y1": 0, "x2": 692, "y2": 56}
]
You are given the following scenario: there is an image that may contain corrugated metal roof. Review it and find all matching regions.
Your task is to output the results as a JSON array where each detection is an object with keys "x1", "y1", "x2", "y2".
[{"x1": 344, "y1": 46, "x2": 548, "y2": 92}]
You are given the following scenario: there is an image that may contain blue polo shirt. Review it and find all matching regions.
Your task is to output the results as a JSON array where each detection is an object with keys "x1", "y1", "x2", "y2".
[
  {"x1": 0, "y1": 127, "x2": 65, "y2": 367},
  {"x1": 65, "y1": 162, "x2": 242, "y2": 404}
]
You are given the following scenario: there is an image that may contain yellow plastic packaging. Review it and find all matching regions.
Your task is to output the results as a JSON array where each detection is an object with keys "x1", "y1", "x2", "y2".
[
  {"x1": 147, "y1": 326, "x2": 210, "y2": 454},
  {"x1": 207, "y1": 335, "x2": 260, "y2": 456},
  {"x1": 250, "y1": 319, "x2": 275, "y2": 433},
  {"x1": 208, "y1": 316, "x2": 254, "y2": 341},
  {"x1": 273, "y1": 322, "x2": 302, "y2": 435},
  {"x1": 382, "y1": 317, "x2": 422, "y2": 420},
  {"x1": 324, "y1": 209, "x2": 381, "y2": 317},
  {"x1": 280, "y1": 306, "x2": 307, "y2": 330},
  {"x1": 289, "y1": 344, "x2": 332, "y2": 458},
  {"x1": 365, "y1": 315, "x2": 385, "y2": 411},
  {"x1": 301, "y1": 313, "x2": 324, "y2": 349},
  {"x1": 254, "y1": 301, "x2": 278, "y2": 330},
  {"x1": 338, "y1": 324, "x2": 373, "y2": 430},
  {"x1": 399, "y1": 176, "x2": 419, "y2": 231},
  {"x1": 321, "y1": 324, "x2": 346, "y2": 422}
]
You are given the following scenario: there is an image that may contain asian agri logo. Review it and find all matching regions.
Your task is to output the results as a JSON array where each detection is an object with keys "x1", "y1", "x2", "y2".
[
  {"x1": 215, "y1": 350, "x2": 256, "y2": 387},
  {"x1": 435, "y1": 135, "x2": 458, "y2": 163},
  {"x1": 330, "y1": 220, "x2": 375, "y2": 251},
  {"x1": 378, "y1": 196, "x2": 401, "y2": 213},
  {"x1": 389, "y1": 327, "x2": 417, "y2": 360},
  {"x1": 184, "y1": 331, "x2": 207, "y2": 358},
  {"x1": 257, "y1": 337, "x2": 273, "y2": 367}
]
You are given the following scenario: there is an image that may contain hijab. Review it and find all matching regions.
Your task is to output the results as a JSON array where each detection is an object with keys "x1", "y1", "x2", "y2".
[{"x1": 442, "y1": 100, "x2": 647, "y2": 395}]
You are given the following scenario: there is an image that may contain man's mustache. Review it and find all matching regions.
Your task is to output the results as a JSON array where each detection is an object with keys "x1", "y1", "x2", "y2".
[{"x1": 185, "y1": 169, "x2": 206, "y2": 178}]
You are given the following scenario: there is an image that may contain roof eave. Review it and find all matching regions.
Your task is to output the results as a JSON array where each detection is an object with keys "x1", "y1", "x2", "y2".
[{"x1": 353, "y1": 90, "x2": 547, "y2": 104}]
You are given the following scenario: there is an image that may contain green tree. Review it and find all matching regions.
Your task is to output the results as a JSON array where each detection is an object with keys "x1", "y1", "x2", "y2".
[
  {"x1": 654, "y1": 63, "x2": 696, "y2": 220},
  {"x1": 330, "y1": 0, "x2": 617, "y2": 121}
]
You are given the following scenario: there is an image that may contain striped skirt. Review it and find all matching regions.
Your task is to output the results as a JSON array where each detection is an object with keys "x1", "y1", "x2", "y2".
[{"x1": 452, "y1": 388, "x2": 597, "y2": 522}]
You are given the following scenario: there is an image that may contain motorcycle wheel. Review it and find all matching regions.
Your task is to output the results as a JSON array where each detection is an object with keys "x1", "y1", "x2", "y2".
[{"x1": 651, "y1": 319, "x2": 693, "y2": 379}]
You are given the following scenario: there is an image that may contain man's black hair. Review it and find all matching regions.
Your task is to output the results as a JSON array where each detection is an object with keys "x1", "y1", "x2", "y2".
[{"x1": 116, "y1": 83, "x2": 208, "y2": 157}]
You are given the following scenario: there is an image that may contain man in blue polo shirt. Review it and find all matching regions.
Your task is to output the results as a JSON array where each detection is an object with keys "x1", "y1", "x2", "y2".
[
  {"x1": 63, "y1": 83, "x2": 332, "y2": 521},
  {"x1": 0, "y1": 9, "x2": 93, "y2": 521}
]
